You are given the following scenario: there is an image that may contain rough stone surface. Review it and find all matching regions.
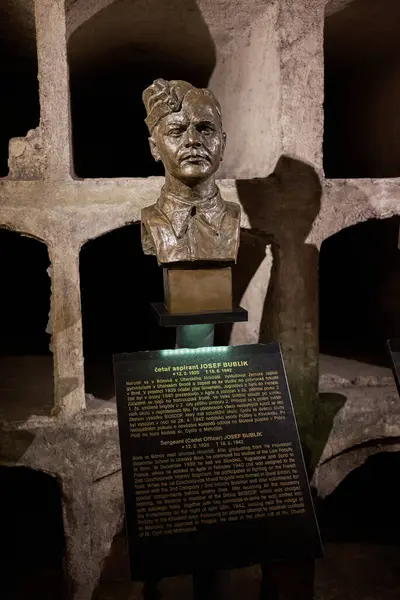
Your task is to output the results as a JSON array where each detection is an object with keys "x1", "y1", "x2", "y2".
[
  {"x1": 35, "y1": 0, "x2": 72, "y2": 179},
  {"x1": 8, "y1": 127, "x2": 46, "y2": 180},
  {"x1": 210, "y1": 3, "x2": 280, "y2": 179},
  {"x1": 325, "y1": 0, "x2": 356, "y2": 17},
  {"x1": 279, "y1": 0, "x2": 325, "y2": 170},
  {"x1": 319, "y1": 355, "x2": 394, "y2": 390},
  {"x1": 66, "y1": 0, "x2": 115, "y2": 37},
  {"x1": 0, "y1": 411, "x2": 123, "y2": 600},
  {"x1": 230, "y1": 245, "x2": 273, "y2": 346},
  {"x1": 1, "y1": 1, "x2": 400, "y2": 599},
  {"x1": 313, "y1": 380, "x2": 400, "y2": 498},
  {"x1": 308, "y1": 178, "x2": 400, "y2": 247},
  {"x1": 236, "y1": 156, "x2": 322, "y2": 449}
]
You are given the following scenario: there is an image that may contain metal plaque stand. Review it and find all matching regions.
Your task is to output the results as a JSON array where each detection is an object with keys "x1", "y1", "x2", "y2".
[
  {"x1": 146, "y1": 303, "x2": 316, "y2": 600},
  {"x1": 147, "y1": 303, "x2": 248, "y2": 599}
]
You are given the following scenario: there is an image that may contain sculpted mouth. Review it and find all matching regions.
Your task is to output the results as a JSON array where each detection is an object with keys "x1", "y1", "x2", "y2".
[{"x1": 180, "y1": 153, "x2": 210, "y2": 164}]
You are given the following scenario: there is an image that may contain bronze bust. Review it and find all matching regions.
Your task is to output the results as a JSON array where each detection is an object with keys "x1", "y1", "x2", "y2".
[{"x1": 141, "y1": 79, "x2": 240, "y2": 265}]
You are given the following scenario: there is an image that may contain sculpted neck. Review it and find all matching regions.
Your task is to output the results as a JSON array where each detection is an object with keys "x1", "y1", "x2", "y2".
[{"x1": 163, "y1": 173, "x2": 218, "y2": 202}]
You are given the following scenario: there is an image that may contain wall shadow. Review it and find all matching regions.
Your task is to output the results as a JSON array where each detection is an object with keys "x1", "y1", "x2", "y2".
[
  {"x1": 236, "y1": 156, "x2": 322, "y2": 342},
  {"x1": 91, "y1": 524, "x2": 134, "y2": 600},
  {"x1": 235, "y1": 156, "x2": 322, "y2": 448},
  {"x1": 214, "y1": 228, "x2": 272, "y2": 346}
]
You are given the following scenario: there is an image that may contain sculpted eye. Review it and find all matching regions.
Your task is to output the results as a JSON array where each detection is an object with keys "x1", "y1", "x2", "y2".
[
  {"x1": 198, "y1": 124, "x2": 215, "y2": 135},
  {"x1": 167, "y1": 128, "x2": 183, "y2": 137}
]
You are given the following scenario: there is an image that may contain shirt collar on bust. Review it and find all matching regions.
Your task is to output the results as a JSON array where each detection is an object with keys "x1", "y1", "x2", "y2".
[{"x1": 156, "y1": 186, "x2": 226, "y2": 239}]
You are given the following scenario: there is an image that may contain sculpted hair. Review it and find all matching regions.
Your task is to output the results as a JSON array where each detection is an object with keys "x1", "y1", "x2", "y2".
[{"x1": 143, "y1": 78, "x2": 222, "y2": 133}]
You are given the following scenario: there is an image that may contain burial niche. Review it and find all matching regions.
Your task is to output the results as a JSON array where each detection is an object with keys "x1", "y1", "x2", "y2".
[
  {"x1": 0, "y1": 0, "x2": 39, "y2": 177},
  {"x1": 0, "y1": 230, "x2": 52, "y2": 421},
  {"x1": 67, "y1": 0, "x2": 216, "y2": 178},
  {"x1": 80, "y1": 224, "x2": 175, "y2": 402},
  {"x1": 0, "y1": 466, "x2": 67, "y2": 600},
  {"x1": 319, "y1": 216, "x2": 400, "y2": 366},
  {"x1": 324, "y1": 0, "x2": 400, "y2": 178}
]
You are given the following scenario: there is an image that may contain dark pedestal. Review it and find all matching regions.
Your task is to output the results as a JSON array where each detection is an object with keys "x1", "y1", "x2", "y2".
[
  {"x1": 151, "y1": 302, "x2": 248, "y2": 327},
  {"x1": 151, "y1": 302, "x2": 248, "y2": 350}
]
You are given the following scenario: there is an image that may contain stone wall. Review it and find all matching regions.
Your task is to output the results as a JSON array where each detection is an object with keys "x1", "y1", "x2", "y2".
[{"x1": 1, "y1": 0, "x2": 400, "y2": 598}]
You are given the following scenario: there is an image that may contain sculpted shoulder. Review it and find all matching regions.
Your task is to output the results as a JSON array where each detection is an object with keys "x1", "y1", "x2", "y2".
[
  {"x1": 141, "y1": 203, "x2": 168, "y2": 228},
  {"x1": 223, "y1": 200, "x2": 241, "y2": 221},
  {"x1": 141, "y1": 203, "x2": 171, "y2": 258}
]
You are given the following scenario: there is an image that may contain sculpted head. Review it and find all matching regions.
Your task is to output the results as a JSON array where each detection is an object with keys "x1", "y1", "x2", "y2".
[{"x1": 143, "y1": 79, "x2": 226, "y2": 185}]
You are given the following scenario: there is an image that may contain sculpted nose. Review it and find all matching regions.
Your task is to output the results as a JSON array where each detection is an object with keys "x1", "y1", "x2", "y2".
[{"x1": 185, "y1": 125, "x2": 201, "y2": 147}]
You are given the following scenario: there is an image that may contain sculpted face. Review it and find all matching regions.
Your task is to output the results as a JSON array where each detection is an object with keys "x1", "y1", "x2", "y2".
[{"x1": 149, "y1": 91, "x2": 226, "y2": 185}]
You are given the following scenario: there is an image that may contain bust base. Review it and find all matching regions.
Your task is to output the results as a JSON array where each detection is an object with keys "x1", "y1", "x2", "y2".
[
  {"x1": 163, "y1": 267, "x2": 232, "y2": 314},
  {"x1": 151, "y1": 302, "x2": 248, "y2": 328}
]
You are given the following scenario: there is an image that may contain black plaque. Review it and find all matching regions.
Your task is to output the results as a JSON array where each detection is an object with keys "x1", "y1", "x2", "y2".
[
  {"x1": 114, "y1": 343, "x2": 322, "y2": 580},
  {"x1": 387, "y1": 339, "x2": 400, "y2": 395}
]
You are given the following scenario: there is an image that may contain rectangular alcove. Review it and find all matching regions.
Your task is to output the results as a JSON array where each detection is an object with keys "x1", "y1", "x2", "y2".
[
  {"x1": 0, "y1": 0, "x2": 40, "y2": 177},
  {"x1": 79, "y1": 224, "x2": 176, "y2": 406},
  {"x1": 0, "y1": 230, "x2": 53, "y2": 422},
  {"x1": 324, "y1": 0, "x2": 400, "y2": 178},
  {"x1": 67, "y1": 0, "x2": 280, "y2": 179},
  {"x1": 0, "y1": 467, "x2": 67, "y2": 600}
]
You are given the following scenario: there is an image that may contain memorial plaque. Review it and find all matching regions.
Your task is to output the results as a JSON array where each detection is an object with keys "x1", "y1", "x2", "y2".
[
  {"x1": 387, "y1": 339, "x2": 400, "y2": 395},
  {"x1": 114, "y1": 343, "x2": 322, "y2": 580}
]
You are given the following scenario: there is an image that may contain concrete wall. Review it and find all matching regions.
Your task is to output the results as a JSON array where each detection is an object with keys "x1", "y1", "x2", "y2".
[
  {"x1": 210, "y1": 4, "x2": 280, "y2": 179},
  {"x1": 1, "y1": 0, "x2": 400, "y2": 598}
]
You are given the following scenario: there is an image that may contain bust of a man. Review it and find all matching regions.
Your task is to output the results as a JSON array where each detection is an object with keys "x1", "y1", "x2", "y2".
[{"x1": 141, "y1": 79, "x2": 240, "y2": 265}]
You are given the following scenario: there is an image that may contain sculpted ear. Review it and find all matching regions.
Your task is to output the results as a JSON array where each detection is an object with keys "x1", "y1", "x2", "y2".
[
  {"x1": 221, "y1": 132, "x2": 227, "y2": 161},
  {"x1": 149, "y1": 137, "x2": 161, "y2": 162}
]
